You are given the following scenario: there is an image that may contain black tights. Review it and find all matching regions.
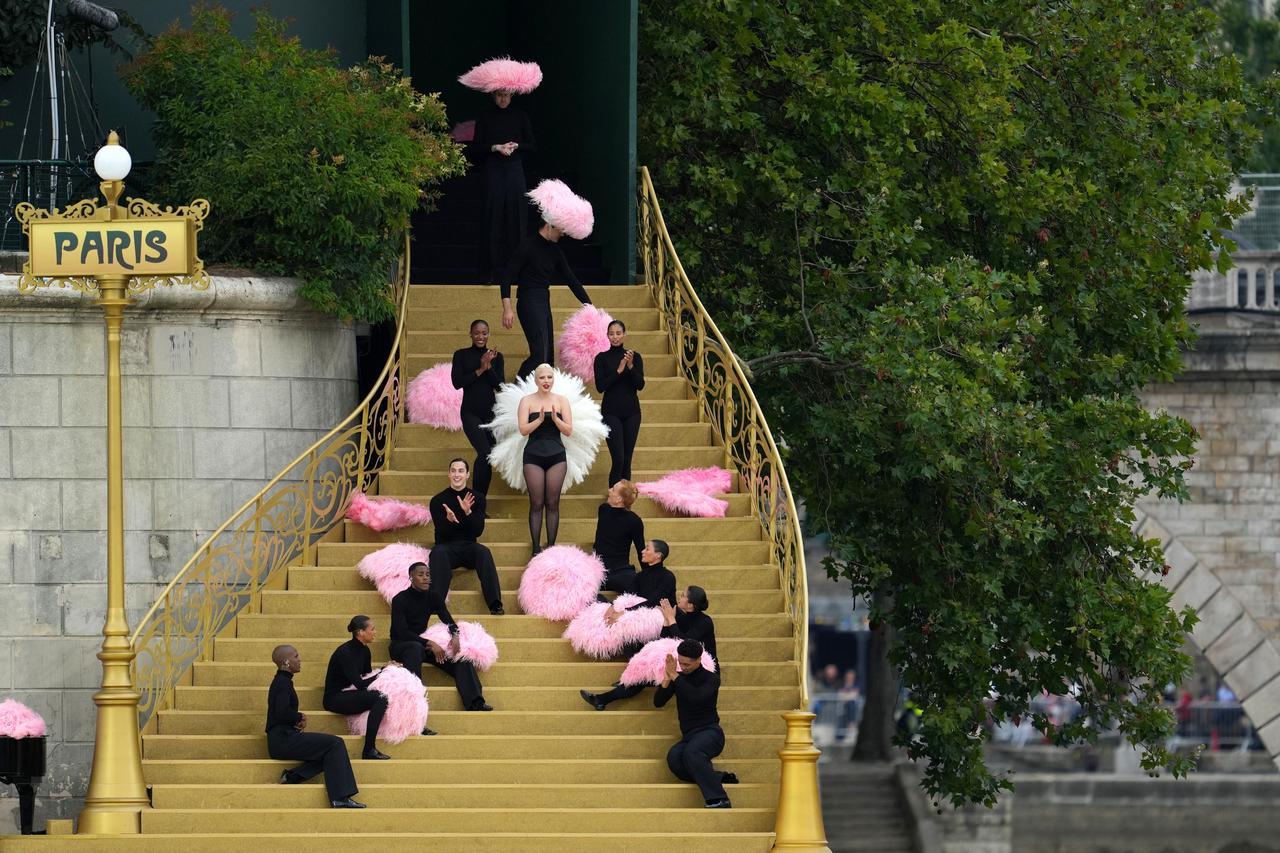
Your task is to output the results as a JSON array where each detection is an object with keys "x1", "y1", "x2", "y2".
[
  {"x1": 525, "y1": 461, "x2": 567, "y2": 550},
  {"x1": 603, "y1": 413, "x2": 642, "y2": 486}
]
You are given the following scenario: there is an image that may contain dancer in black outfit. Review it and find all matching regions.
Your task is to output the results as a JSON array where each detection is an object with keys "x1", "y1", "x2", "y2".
[
  {"x1": 518, "y1": 363, "x2": 573, "y2": 553},
  {"x1": 428, "y1": 458, "x2": 503, "y2": 614},
  {"x1": 500, "y1": 223, "x2": 592, "y2": 380},
  {"x1": 452, "y1": 320, "x2": 504, "y2": 495},
  {"x1": 595, "y1": 320, "x2": 645, "y2": 486},
  {"x1": 266, "y1": 644, "x2": 365, "y2": 808},
  {"x1": 389, "y1": 562, "x2": 492, "y2": 713},
  {"x1": 593, "y1": 479, "x2": 645, "y2": 595},
  {"x1": 321, "y1": 615, "x2": 395, "y2": 760},
  {"x1": 474, "y1": 90, "x2": 537, "y2": 281},
  {"x1": 656, "y1": 639, "x2": 735, "y2": 808}
]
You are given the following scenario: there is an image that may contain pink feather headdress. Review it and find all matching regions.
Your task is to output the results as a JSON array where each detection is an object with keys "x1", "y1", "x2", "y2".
[
  {"x1": 458, "y1": 57, "x2": 542, "y2": 94},
  {"x1": 0, "y1": 700, "x2": 46, "y2": 738},
  {"x1": 345, "y1": 490, "x2": 432, "y2": 532},
  {"x1": 528, "y1": 179, "x2": 593, "y2": 240}
]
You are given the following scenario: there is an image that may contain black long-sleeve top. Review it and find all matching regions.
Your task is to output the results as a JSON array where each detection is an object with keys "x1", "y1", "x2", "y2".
[
  {"x1": 323, "y1": 639, "x2": 377, "y2": 698},
  {"x1": 265, "y1": 669, "x2": 303, "y2": 733},
  {"x1": 594, "y1": 345, "x2": 646, "y2": 419},
  {"x1": 390, "y1": 584, "x2": 458, "y2": 643},
  {"x1": 654, "y1": 665, "x2": 721, "y2": 735},
  {"x1": 593, "y1": 504, "x2": 645, "y2": 572},
  {"x1": 452, "y1": 346, "x2": 505, "y2": 419},
  {"x1": 660, "y1": 609, "x2": 717, "y2": 662},
  {"x1": 624, "y1": 561, "x2": 677, "y2": 611},
  {"x1": 430, "y1": 486, "x2": 486, "y2": 545},
  {"x1": 499, "y1": 233, "x2": 592, "y2": 303},
  {"x1": 473, "y1": 106, "x2": 537, "y2": 164}
]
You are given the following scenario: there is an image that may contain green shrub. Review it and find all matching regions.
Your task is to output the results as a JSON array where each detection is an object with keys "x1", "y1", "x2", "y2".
[{"x1": 123, "y1": 6, "x2": 465, "y2": 320}]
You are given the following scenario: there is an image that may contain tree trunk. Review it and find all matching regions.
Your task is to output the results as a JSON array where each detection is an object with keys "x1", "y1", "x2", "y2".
[{"x1": 852, "y1": 588, "x2": 897, "y2": 762}]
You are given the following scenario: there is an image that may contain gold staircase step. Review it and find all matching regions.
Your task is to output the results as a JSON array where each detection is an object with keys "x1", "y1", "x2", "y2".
[
  {"x1": 254, "y1": 589, "x2": 784, "y2": 617},
  {"x1": 390, "y1": 445, "x2": 724, "y2": 473},
  {"x1": 235, "y1": 611, "x2": 790, "y2": 637},
  {"x1": 315, "y1": 539, "x2": 768, "y2": 566},
  {"x1": 358, "y1": 491, "x2": 750, "y2": 518},
  {"x1": 339, "y1": 515, "x2": 763, "y2": 544},
  {"x1": 407, "y1": 329, "x2": 672, "y2": 356},
  {"x1": 213, "y1": 636, "x2": 793, "y2": 662},
  {"x1": 394, "y1": 420, "x2": 708, "y2": 447},
  {"x1": 407, "y1": 284, "x2": 658, "y2": 311},
  {"x1": 285, "y1": 564, "x2": 780, "y2": 592},
  {"x1": 406, "y1": 352, "x2": 681, "y2": 378},
  {"x1": 409, "y1": 307, "x2": 663, "y2": 331}
]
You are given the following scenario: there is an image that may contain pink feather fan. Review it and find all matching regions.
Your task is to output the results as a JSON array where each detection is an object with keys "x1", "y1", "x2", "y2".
[
  {"x1": 517, "y1": 545, "x2": 605, "y2": 621},
  {"x1": 619, "y1": 637, "x2": 717, "y2": 688},
  {"x1": 528, "y1": 179, "x2": 593, "y2": 240},
  {"x1": 343, "y1": 666, "x2": 428, "y2": 744},
  {"x1": 357, "y1": 542, "x2": 430, "y2": 603},
  {"x1": 563, "y1": 593, "x2": 665, "y2": 659},
  {"x1": 421, "y1": 621, "x2": 500, "y2": 671},
  {"x1": 0, "y1": 699, "x2": 46, "y2": 738},
  {"x1": 407, "y1": 363, "x2": 464, "y2": 430},
  {"x1": 458, "y1": 57, "x2": 542, "y2": 94},
  {"x1": 636, "y1": 467, "x2": 734, "y2": 518},
  {"x1": 557, "y1": 304, "x2": 614, "y2": 383},
  {"x1": 345, "y1": 490, "x2": 432, "y2": 532}
]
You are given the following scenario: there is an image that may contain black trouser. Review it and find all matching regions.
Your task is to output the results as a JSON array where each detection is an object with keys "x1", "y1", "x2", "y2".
[
  {"x1": 597, "y1": 682, "x2": 646, "y2": 706},
  {"x1": 601, "y1": 564, "x2": 637, "y2": 595},
  {"x1": 602, "y1": 412, "x2": 642, "y2": 486},
  {"x1": 460, "y1": 411, "x2": 497, "y2": 494},
  {"x1": 516, "y1": 289, "x2": 554, "y2": 380},
  {"x1": 390, "y1": 638, "x2": 484, "y2": 709},
  {"x1": 321, "y1": 690, "x2": 387, "y2": 754},
  {"x1": 482, "y1": 158, "x2": 527, "y2": 282},
  {"x1": 428, "y1": 541, "x2": 502, "y2": 610},
  {"x1": 267, "y1": 726, "x2": 358, "y2": 801},
  {"x1": 667, "y1": 724, "x2": 728, "y2": 802}
]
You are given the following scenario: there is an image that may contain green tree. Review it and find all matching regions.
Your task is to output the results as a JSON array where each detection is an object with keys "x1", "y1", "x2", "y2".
[
  {"x1": 123, "y1": 6, "x2": 465, "y2": 320},
  {"x1": 1211, "y1": 0, "x2": 1280, "y2": 170},
  {"x1": 639, "y1": 0, "x2": 1262, "y2": 806}
]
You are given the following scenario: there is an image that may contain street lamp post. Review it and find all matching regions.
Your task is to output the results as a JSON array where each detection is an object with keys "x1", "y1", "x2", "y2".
[{"x1": 14, "y1": 131, "x2": 209, "y2": 835}]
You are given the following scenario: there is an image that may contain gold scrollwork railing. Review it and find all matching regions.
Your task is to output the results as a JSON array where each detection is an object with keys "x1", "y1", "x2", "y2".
[
  {"x1": 638, "y1": 166, "x2": 810, "y2": 706},
  {"x1": 130, "y1": 235, "x2": 412, "y2": 730}
]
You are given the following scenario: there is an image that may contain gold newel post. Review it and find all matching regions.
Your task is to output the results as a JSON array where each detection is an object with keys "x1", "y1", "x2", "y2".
[
  {"x1": 770, "y1": 711, "x2": 833, "y2": 853},
  {"x1": 14, "y1": 131, "x2": 209, "y2": 835}
]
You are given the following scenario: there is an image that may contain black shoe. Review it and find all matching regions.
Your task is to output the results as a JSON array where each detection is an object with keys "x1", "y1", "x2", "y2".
[
  {"x1": 579, "y1": 689, "x2": 607, "y2": 711},
  {"x1": 468, "y1": 699, "x2": 494, "y2": 711},
  {"x1": 280, "y1": 770, "x2": 303, "y2": 785},
  {"x1": 721, "y1": 772, "x2": 739, "y2": 785},
  {"x1": 421, "y1": 727, "x2": 438, "y2": 736},
  {"x1": 489, "y1": 603, "x2": 505, "y2": 615},
  {"x1": 361, "y1": 748, "x2": 391, "y2": 760},
  {"x1": 330, "y1": 797, "x2": 366, "y2": 809},
  {"x1": 705, "y1": 798, "x2": 733, "y2": 809}
]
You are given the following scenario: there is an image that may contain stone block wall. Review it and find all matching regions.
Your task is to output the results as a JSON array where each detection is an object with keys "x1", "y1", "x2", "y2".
[{"x1": 0, "y1": 275, "x2": 357, "y2": 825}]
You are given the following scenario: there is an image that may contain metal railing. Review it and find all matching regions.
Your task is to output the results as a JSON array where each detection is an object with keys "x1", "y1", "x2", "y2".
[
  {"x1": 0, "y1": 158, "x2": 98, "y2": 251},
  {"x1": 637, "y1": 166, "x2": 811, "y2": 706},
  {"x1": 129, "y1": 235, "x2": 411, "y2": 730}
]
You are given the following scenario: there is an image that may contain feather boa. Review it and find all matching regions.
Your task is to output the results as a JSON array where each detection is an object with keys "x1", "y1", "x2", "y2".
[
  {"x1": 517, "y1": 545, "x2": 606, "y2": 621},
  {"x1": 636, "y1": 467, "x2": 733, "y2": 518},
  {"x1": 482, "y1": 369, "x2": 607, "y2": 492},
  {"x1": 357, "y1": 542, "x2": 431, "y2": 603},
  {"x1": 343, "y1": 666, "x2": 428, "y2": 744},
  {"x1": 528, "y1": 179, "x2": 593, "y2": 240},
  {"x1": 458, "y1": 57, "x2": 542, "y2": 94},
  {"x1": 619, "y1": 637, "x2": 717, "y2": 688},
  {"x1": 407, "y1": 363, "x2": 464, "y2": 431},
  {"x1": 562, "y1": 593, "x2": 665, "y2": 659},
  {"x1": 345, "y1": 490, "x2": 432, "y2": 532},
  {"x1": 0, "y1": 699, "x2": 46, "y2": 738},
  {"x1": 557, "y1": 304, "x2": 615, "y2": 384},
  {"x1": 421, "y1": 621, "x2": 500, "y2": 671}
]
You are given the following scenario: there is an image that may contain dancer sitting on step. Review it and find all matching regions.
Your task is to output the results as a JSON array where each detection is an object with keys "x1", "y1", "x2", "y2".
[
  {"x1": 580, "y1": 585, "x2": 714, "y2": 712},
  {"x1": 593, "y1": 479, "x2": 645, "y2": 595},
  {"x1": 656, "y1": 639, "x2": 736, "y2": 809},
  {"x1": 267, "y1": 644, "x2": 366, "y2": 808},
  {"x1": 389, "y1": 562, "x2": 493, "y2": 713},
  {"x1": 321, "y1": 616, "x2": 395, "y2": 761},
  {"x1": 518, "y1": 363, "x2": 573, "y2": 555},
  {"x1": 452, "y1": 320, "x2": 505, "y2": 495},
  {"x1": 429, "y1": 458, "x2": 504, "y2": 614},
  {"x1": 595, "y1": 320, "x2": 645, "y2": 487}
]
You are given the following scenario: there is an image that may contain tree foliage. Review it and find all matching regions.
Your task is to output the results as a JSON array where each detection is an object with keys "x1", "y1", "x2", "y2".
[
  {"x1": 123, "y1": 6, "x2": 465, "y2": 320},
  {"x1": 1211, "y1": 0, "x2": 1280, "y2": 170},
  {"x1": 639, "y1": 0, "x2": 1263, "y2": 805}
]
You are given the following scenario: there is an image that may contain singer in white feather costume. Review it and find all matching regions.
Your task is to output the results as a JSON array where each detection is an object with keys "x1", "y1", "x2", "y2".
[{"x1": 484, "y1": 364, "x2": 608, "y2": 552}]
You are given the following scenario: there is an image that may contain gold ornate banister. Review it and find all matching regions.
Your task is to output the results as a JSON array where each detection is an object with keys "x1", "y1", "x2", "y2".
[
  {"x1": 129, "y1": 235, "x2": 411, "y2": 730},
  {"x1": 637, "y1": 166, "x2": 811, "y2": 707}
]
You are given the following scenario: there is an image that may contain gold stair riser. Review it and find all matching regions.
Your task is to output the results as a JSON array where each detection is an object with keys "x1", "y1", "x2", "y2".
[
  {"x1": 407, "y1": 330, "x2": 672, "y2": 356},
  {"x1": 315, "y1": 540, "x2": 769, "y2": 566},
  {"x1": 286, "y1": 565, "x2": 780, "y2": 592},
  {"x1": 234, "y1": 612, "x2": 792, "y2": 638},
  {"x1": 390, "y1": 445, "x2": 721, "y2": 473},
  {"x1": 213, "y1": 637, "x2": 793, "y2": 662},
  {"x1": 340, "y1": 517, "x2": 764, "y2": 545},
  {"x1": 406, "y1": 286, "x2": 658, "y2": 311},
  {"x1": 395, "y1": 421, "x2": 708, "y2": 447},
  {"x1": 406, "y1": 353, "x2": 681, "y2": 379},
  {"x1": 359, "y1": 493, "x2": 748, "y2": 518},
  {"x1": 375, "y1": 467, "x2": 731, "y2": 496},
  {"x1": 255, "y1": 591, "x2": 784, "y2": 617},
  {"x1": 410, "y1": 309, "x2": 662, "y2": 331}
]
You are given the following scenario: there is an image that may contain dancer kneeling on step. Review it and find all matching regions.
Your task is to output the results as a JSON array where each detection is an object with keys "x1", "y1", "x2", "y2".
[
  {"x1": 519, "y1": 363, "x2": 572, "y2": 555},
  {"x1": 429, "y1": 458, "x2": 504, "y2": 614},
  {"x1": 390, "y1": 562, "x2": 493, "y2": 714},
  {"x1": 322, "y1": 615, "x2": 395, "y2": 760},
  {"x1": 657, "y1": 639, "x2": 736, "y2": 809},
  {"x1": 267, "y1": 644, "x2": 365, "y2": 808}
]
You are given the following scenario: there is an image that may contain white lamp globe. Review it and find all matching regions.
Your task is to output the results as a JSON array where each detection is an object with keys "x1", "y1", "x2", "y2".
[{"x1": 94, "y1": 134, "x2": 131, "y2": 182}]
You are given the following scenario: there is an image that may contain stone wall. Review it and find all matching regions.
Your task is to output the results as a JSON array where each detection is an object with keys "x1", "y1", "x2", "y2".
[{"x1": 0, "y1": 274, "x2": 357, "y2": 825}]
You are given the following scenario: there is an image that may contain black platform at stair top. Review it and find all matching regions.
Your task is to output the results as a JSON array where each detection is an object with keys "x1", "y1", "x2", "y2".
[
  {"x1": 0, "y1": 735, "x2": 46, "y2": 835},
  {"x1": 412, "y1": 170, "x2": 611, "y2": 285}
]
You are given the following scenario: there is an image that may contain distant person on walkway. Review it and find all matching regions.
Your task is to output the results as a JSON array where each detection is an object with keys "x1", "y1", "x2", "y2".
[
  {"x1": 266, "y1": 644, "x2": 365, "y2": 808},
  {"x1": 592, "y1": 479, "x2": 645, "y2": 595},
  {"x1": 452, "y1": 320, "x2": 505, "y2": 494},
  {"x1": 518, "y1": 364, "x2": 573, "y2": 554},
  {"x1": 595, "y1": 320, "x2": 645, "y2": 485},
  {"x1": 428, "y1": 458, "x2": 503, "y2": 614},
  {"x1": 655, "y1": 639, "x2": 736, "y2": 808},
  {"x1": 321, "y1": 616, "x2": 395, "y2": 761}
]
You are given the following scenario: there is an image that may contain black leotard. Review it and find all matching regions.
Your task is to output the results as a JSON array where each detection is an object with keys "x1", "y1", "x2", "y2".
[{"x1": 523, "y1": 411, "x2": 566, "y2": 469}]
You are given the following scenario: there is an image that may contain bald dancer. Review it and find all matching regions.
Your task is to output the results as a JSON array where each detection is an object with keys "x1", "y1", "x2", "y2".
[{"x1": 265, "y1": 645, "x2": 365, "y2": 808}]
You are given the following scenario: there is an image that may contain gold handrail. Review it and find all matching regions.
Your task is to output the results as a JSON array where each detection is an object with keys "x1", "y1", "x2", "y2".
[
  {"x1": 129, "y1": 234, "x2": 412, "y2": 729},
  {"x1": 638, "y1": 167, "x2": 810, "y2": 707}
]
